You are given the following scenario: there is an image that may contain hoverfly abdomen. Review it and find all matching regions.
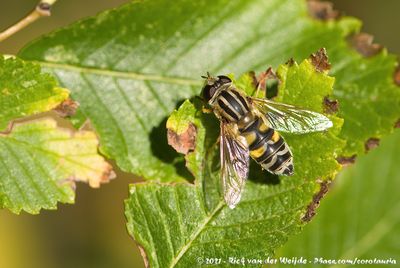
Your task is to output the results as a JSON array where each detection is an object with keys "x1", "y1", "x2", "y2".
[
  {"x1": 240, "y1": 117, "x2": 294, "y2": 176},
  {"x1": 240, "y1": 117, "x2": 273, "y2": 149},
  {"x1": 258, "y1": 137, "x2": 294, "y2": 176}
]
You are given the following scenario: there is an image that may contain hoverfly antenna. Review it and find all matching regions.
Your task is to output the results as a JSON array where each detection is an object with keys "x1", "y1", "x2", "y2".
[
  {"x1": 201, "y1": 71, "x2": 212, "y2": 79},
  {"x1": 201, "y1": 72, "x2": 217, "y2": 85}
]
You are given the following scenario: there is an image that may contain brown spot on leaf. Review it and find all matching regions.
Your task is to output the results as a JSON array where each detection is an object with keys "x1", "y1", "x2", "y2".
[
  {"x1": 256, "y1": 67, "x2": 277, "y2": 92},
  {"x1": 350, "y1": 33, "x2": 383, "y2": 57},
  {"x1": 285, "y1": 58, "x2": 295, "y2": 66},
  {"x1": 307, "y1": 0, "x2": 340, "y2": 21},
  {"x1": 395, "y1": 119, "x2": 400, "y2": 128},
  {"x1": 248, "y1": 71, "x2": 258, "y2": 90},
  {"x1": 337, "y1": 154, "x2": 357, "y2": 167},
  {"x1": 167, "y1": 123, "x2": 197, "y2": 155},
  {"x1": 365, "y1": 137, "x2": 380, "y2": 152},
  {"x1": 302, "y1": 179, "x2": 331, "y2": 222},
  {"x1": 138, "y1": 245, "x2": 150, "y2": 268},
  {"x1": 394, "y1": 66, "x2": 400, "y2": 86},
  {"x1": 54, "y1": 99, "x2": 79, "y2": 117},
  {"x1": 99, "y1": 167, "x2": 116, "y2": 186},
  {"x1": 323, "y1": 96, "x2": 339, "y2": 114},
  {"x1": 310, "y1": 48, "x2": 331, "y2": 72}
]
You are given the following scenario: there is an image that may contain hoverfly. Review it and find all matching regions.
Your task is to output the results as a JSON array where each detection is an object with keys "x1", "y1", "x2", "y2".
[{"x1": 201, "y1": 73, "x2": 333, "y2": 208}]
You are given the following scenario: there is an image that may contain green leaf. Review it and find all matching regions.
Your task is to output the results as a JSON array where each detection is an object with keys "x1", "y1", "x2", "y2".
[
  {"x1": 332, "y1": 49, "x2": 399, "y2": 156},
  {"x1": 16, "y1": 0, "x2": 400, "y2": 264},
  {"x1": 0, "y1": 55, "x2": 69, "y2": 130},
  {"x1": 166, "y1": 100, "x2": 197, "y2": 136},
  {"x1": 279, "y1": 129, "x2": 400, "y2": 267},
  {"x1": 18, "y1": 0, "x2": 399, "y2": 182},
  {"x1": 0, "y1": 118, "x2": 113, "y2": 214},
  {"x1": 166, "y1": 99, "x2": 208, "y2": 180},
  {"x1": 125, "y1": 55, "x2": 344, "y2": 267}
]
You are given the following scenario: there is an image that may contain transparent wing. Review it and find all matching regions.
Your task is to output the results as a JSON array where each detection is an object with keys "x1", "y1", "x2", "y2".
[
  {"x1": 220, "y1": 123, "x2": 250, "y2": 209},
  {"x1": 251, "y1": 97, "x2": 333, "y2": 134}
]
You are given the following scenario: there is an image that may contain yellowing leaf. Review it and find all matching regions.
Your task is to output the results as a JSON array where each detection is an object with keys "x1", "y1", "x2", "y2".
[
  {"x1": 0, "y1": 118, "x2": 114, "y2": 214},
  {"x1": 0, "y1": 56, "x2": 69, "y2": 130}
]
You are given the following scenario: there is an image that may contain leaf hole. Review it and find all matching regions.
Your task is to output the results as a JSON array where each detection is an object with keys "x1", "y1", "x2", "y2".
[{"x1": 266, "y1": 79, "x2": 279, "y2": 99}]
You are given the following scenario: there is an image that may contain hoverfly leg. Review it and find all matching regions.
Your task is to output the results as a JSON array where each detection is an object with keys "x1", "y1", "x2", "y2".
[
  {"x1": 255, "y1": 67, "x2": 277, "y2": 98},
  {"x1": 193, "y1": 95, "x2": 212, "y2": 113},
  {"x1": 202, "y1": 107, "x2": 213, "y2": 114}
]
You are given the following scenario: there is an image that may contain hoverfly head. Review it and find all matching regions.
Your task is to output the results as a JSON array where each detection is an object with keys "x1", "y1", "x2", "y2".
[{"x1": 201, "y1": 73, "x2": 232, "y2": 103}]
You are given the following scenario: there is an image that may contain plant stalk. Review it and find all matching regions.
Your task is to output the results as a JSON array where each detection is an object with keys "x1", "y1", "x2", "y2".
[{"x1": 0, "y1": 0, "x2": 57, "y2": 43}]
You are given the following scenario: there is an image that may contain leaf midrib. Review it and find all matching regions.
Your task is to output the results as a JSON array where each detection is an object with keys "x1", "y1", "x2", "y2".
[
  {"x1": 169, "y1": 200, "x2": 225, "y2": 268},
  {"x1": 169, "y1": 181, "x2": 310, "y2": 267},
  {"x1": 36, "y1": 61, "x2": 202, "y2": 86}
]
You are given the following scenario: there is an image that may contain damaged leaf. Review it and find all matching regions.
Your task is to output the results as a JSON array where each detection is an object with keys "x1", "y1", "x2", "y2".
[
  {"x1": 166, "y1": 101, "x2": 198, "y2": 155},
  {"x1": 18, "y1": 0, "x2": 400, "y2": 182},
  {"x1": 323, "y1": 96, "x2": 339, "y2": 114},
  {"x1": 302, "y1": 179, "x2": 331, "y2": 222},
  {"x1": 307, "y1": 0, "x2": 339, "y2": 20},
  {"x1": 0, "y1": 118, "x2": 113, "y2": 214},
  {"x1": 53, "y1": 98, "x2": 79, "y2": 117},
  {"x1": 125, "y1": 55, "x2": 344, "y2": 267},
  {"x1": 365, "y1": 137, "x2": 380, "y2": 152},
  {"x1": 332, "y1": 46, "x2": 400, "y2": 156},
  {"x1": 395, "y1": 119, "x2": 400, "y2": 129},
  {"x1": 336, "y1": 154, "x2": 357, "y2": 166},
  {"x1": 167, "y1": 124, "x2": 196, "y2": 155},
  {"x1": 0, "y1": 55, "x2": 69, "y2": 131},
  {"x1": 310, "y1": 48, "x2": 331, "y2": 73},
  {"x1": 350, "y1": 33, "x2": 383, "y2": 58}
]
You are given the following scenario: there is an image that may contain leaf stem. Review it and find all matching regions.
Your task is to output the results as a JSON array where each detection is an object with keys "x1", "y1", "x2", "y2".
[{"x1": 0, "y1": 0, "x2": 57, "y2": 43}]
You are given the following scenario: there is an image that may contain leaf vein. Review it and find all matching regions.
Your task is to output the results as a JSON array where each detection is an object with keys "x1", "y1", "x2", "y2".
[
  {"x1": 38, "y1": 61, "x2": 201, "y2": 86},
  {"x1": 169, "y1": 200, "x2": 225, "y2": 268}
]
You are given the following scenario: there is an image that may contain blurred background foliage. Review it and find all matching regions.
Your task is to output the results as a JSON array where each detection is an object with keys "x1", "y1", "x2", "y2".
[
  {"x1": 0, "y1": 1, "x2": 399, "y2": 268},
  {"x1": 279, "y1": 128, "x2": 400, "y2": 265}
]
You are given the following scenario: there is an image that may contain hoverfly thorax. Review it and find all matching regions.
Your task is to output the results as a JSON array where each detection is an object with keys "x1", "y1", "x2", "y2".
[{"x1": 201, "y1": 73, "x2": 232, "y2": 104}]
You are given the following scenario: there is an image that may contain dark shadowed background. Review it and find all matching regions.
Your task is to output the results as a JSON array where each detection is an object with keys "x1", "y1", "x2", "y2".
[{"x1": 0, "y1": 1, "x2": 399, "y2": 268}]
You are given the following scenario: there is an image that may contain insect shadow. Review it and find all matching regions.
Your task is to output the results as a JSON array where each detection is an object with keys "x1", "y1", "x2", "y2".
[
  {"x1": 149, "y1": 100, "x2": 195, "y2": 182},
  {"x1": 248, "y1": 161, "x2": 280, "y2": 185},
  {"x1": 265, "y1": 78, "x2": 279, "y2": 99}
]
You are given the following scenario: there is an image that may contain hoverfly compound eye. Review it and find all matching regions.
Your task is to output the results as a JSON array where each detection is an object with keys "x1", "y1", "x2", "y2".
[
  {"x1": 217, "y1": 75, "x2": 232, "y2": 84},
  {"x1": 202, "y1": 84, "x2": 216, "y2": 102},
  {"x1": 201, "y1": 74, "x2": 231, "y2": 102}
]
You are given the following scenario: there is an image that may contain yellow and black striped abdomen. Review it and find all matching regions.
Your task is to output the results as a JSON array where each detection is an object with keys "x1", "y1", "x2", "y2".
[{"x1": 240, "y1": 117, "x2": 294, "y2": 176}]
